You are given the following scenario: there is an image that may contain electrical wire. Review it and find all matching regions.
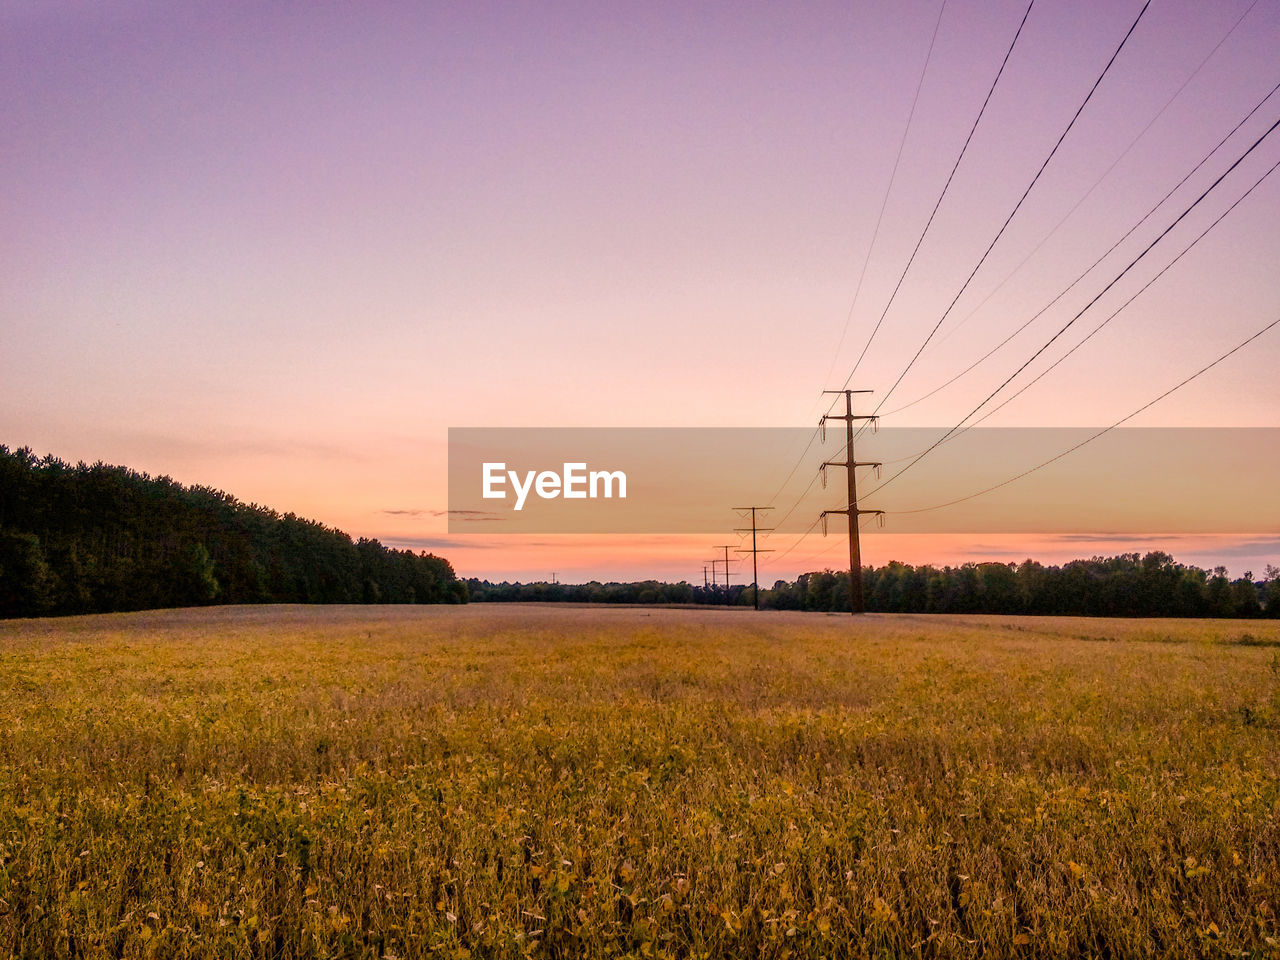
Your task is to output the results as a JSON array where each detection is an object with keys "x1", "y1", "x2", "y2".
[
  {"x1": 888, "y1": 312, "x2": 1280, "y2": 515},
  {"x1": 857, "y1": 0, "x2": 1153, "y2": 415},
  {"x1": 774, "y1": 303, "x2": 1280, "y2": 572},
  {"x1": 758, "y1": 0, "x2": 1038, "y2": 527},
  {"x1": 821, "y1": 0, "x2": 948, "y2": 389},
  {"x1": 860, "y1": 108, "x2": 1280, "y2": 503},
  {"x1": 884, "y1": 73, "x2": 1280, "y2": 417},
  {"x1": 839, "y1": 0, "x2": 1038, "y2": 389},
  {"x1": 929, "y1": 0, "x2": 1262, "y2": 353},
  {"x1": 963, "y1": 153, "x2": 1280, "y2": 429},
  {"x1": 763, "y1": 1, "x2": 954, "y2": 517}
]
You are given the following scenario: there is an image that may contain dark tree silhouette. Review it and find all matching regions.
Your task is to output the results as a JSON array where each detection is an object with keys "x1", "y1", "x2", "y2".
[
  {"x1": 468, "y1": 552, "x2": 1275, "y2": 618},
  {"x1": 0, "y1": 446, "x2": 465, "y2": 618}
]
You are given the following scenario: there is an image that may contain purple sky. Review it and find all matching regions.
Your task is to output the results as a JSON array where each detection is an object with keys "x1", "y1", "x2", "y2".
[{"x1": 3, "y1": 1, "x2": 1278, "y2": 580}]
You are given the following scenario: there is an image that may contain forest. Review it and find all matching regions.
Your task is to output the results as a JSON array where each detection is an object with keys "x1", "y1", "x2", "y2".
[
  {"x1": 0, "y1": 446, "x2": 465, "y2": 618},
  {"x1": 468, "y1": 552, "x2": 1278, "y2": 618},
  {"x1": 3, "y1": 444, "x2": 1273, "y2": 621}
]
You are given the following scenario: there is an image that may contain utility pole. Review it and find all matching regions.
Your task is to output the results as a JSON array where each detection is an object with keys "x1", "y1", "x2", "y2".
[
  {"x1": 702, "y1": 565, "x2": 709, "y2": 590},
  {"x1": 733, "y1": 506, "x2": 774, "y2": 610},
  {"x1": 713, "y1": 545, "x2": 736, "y2": 605},
  {"x1": 819, "y1": 389, "x2": 884, "y2": 615}
]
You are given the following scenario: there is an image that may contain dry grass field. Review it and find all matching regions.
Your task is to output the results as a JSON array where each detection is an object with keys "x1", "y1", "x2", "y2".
[{"x1": 1, "y1": 604, "x2": 1279, "y2": 959}]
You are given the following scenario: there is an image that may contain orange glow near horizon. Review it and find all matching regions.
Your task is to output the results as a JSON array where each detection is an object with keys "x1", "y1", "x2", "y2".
[
  {"x1": 382, "y1": 532, "x2": 1280, "y2": 585},
  {"x1": 2, "y1": 2, "x2": 1277, "y2": 581}
]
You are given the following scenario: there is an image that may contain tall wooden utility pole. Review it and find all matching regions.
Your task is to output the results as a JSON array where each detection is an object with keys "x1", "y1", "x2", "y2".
[
  {"x1": 712, "y1": 545, "x2": 736, "y2": 604},
  {"x1": 733, "y1": 506, "x2": 774, "y2": 610},
  {"x1": 819, "y1": 389, "x2": 884, "y2": 615}
]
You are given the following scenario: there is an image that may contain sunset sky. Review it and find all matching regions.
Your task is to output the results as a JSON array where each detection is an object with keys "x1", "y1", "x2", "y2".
[{"x1": 3, "y1": 0, "x2": 1278, "y2": 582}]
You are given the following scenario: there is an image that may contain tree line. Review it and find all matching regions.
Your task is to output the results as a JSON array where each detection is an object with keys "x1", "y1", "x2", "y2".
[
  {"x1": 0, "y1": 446, "x2": 465, "y2": 618},
  {"x1": 466, "y1": 579, "x2": 699, "y2": 605},
  {"x1": 775, "y1": 554, "x2": 1276, "y2": 617},
  {"x1": 3, "y1": 442, "x2": 1270, "y2": 620},
  {"x1": 469, "y1": 552, "x2": 1278, "y2": 618}
]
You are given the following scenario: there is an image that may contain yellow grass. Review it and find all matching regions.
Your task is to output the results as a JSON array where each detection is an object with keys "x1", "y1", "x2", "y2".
[{"x1": 1, "y1": 605, "x2": 1279, "y2": 959}]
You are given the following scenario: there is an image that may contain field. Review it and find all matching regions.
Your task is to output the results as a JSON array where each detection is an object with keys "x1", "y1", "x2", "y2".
[{"x1": 2, "y1": 605, "x2": 1279, "y2": 959}]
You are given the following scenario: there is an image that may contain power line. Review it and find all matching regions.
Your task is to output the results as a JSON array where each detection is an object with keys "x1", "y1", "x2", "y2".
[
  {"x1": 764, "y1": 409, "x2": 878, "y2": 542},
  {"x1": 763, "y1": 512, "x2": 878, "y2": 578},
  {"x1": 761, "y1": 425, "x2": 820, "y2": 513},
  {"x1": 733, "y1": 506, "x2": 774, "y2": 610},
  {"x1": 763, "y1": 1, "x2": 1256, "y2": 558},
  {"x1": 767, "y1": 304, "x2": 1279, "y2": 564},
  {"x1": 964, "y1": 152, "x2": 1280, "y2": 429},
  {"x1": 760, "y1": 2, "x2": 1267, "y2": 580},
  {"x1": 860, "y1": 108, "x2": 1280, "y2": 502},
  {"x1": 858, "y1": 0, "x2": 1153, "y2": 414},
  {"x1": 927, "y1": 0, "x2": 1263, "y2": 355},
  {"x1": 763, "y1": 0, "x2": 1036, "y2": 521},
  {"x1": 889, "y1": 312, "x2": 1280, "y2": 516},
  {"x1": 767, "y1": 464, "x2": 824, "y2": 537},
  {"x1": 817, "y1": 389, "x2": 882, "y2": 613},
  {"x1": 822, "y1": 0, "x2": 949, "y2": 388},
  {"x1": 768, "y1": 516, "x2": 823, "y2": 568},
  {"x1": 876, "y1": 139, "x2": 1280, "y2": 476},
  {"x1": 838, "y1": 90, "x2": 1280, "y2": 483},
  {"x1": 766, "y1": 1, "x2": 952, "y2": 518},
  {"x1": 839, "y1": 0, "x2": 1038, "y2": 388},
  {"x1": 711, "y1": 545, "x2": 737, "y2": 604},
  {"x1": 884, "y1": 73, "x2": 1280, "y2": 417}
]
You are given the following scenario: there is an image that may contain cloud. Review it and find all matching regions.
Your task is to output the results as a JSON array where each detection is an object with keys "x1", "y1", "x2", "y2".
[
  {"x1": 961, "y1": 543, "x2": 1028, "y2": 557},
  {"x1": 1049, "y1": 534, "x2": 1171, "y2": 544},
  {"x1": 382, "y1": 536, "x2": 500, "y2": 551},
  {"x1": 117, "y1": 430, "x2": 368, "y2": 463},
  {"x1": 1182, "y1": 538, "x2": 1280, "y2": 560},
  {"x1": 379, "y1": 508, "x2": 504, "y2": 519},
  {"x1": 380, "y1": 535, "x2": 575, "y2": 552},
  {"x1": 1041, "y1": 534, "x2": 1280, "y2": 561}
]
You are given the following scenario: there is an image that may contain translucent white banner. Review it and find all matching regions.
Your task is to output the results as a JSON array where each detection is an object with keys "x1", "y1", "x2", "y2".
[{"x1": 447, "y1": 427, "x2": 1279, "y2": 534}]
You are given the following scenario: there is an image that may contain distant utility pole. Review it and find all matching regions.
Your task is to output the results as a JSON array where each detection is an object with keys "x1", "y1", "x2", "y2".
[
  {"x1": 551, "y1": 572, "x2": 557, "y2": 585},
  {"x1": 819, "y1": 389, "x2": 884, "y2": 615},
  {"x1": 733, "y1": 506, "x2": 774, "y2": 610},
  {"x1": 702, "y1": 565, "x2": 710, "y2": 590},
  {"x1": 713, "y1": 545, "x2": 736, "y2": 605}
]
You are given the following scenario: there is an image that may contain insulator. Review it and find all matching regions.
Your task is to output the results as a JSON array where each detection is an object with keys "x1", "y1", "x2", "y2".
[
  {"x1": 820, "y1": 464, "x2": 827, "y2": 489},
  {"x1": 819, "y1": 418, "x2": 826, "y2": 443},
  {"x1": 821, "y1": 514, "x2": 828, "y2": 537},
  {"x1": 874, "y1": 464, "x2": 882, "y2": 480},
  {"x1": 877, "y1": 513, "x2": 886, "y2": 528}
]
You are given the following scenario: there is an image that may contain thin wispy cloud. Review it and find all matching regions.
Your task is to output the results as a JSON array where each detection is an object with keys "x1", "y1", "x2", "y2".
[
  {"x1": 1050, "y1": 534, "x2": 1172, "y2": 544},
  {"x1": 379, "y1": 508, "x2": 503, "y2": 518},
  {"x1": 383, "y1": 536, "x2": 499, "y2": 551}
]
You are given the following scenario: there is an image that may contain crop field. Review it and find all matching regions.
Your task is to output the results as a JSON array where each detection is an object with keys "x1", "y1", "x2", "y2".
[{"x1": 1, "y1": 605, "x2": 1279, "y2": 959}]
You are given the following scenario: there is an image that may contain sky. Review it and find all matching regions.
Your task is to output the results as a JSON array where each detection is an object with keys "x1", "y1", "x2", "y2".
[{"x1": 3, "y1": 0, "x2": 1278, "y2": 583}]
